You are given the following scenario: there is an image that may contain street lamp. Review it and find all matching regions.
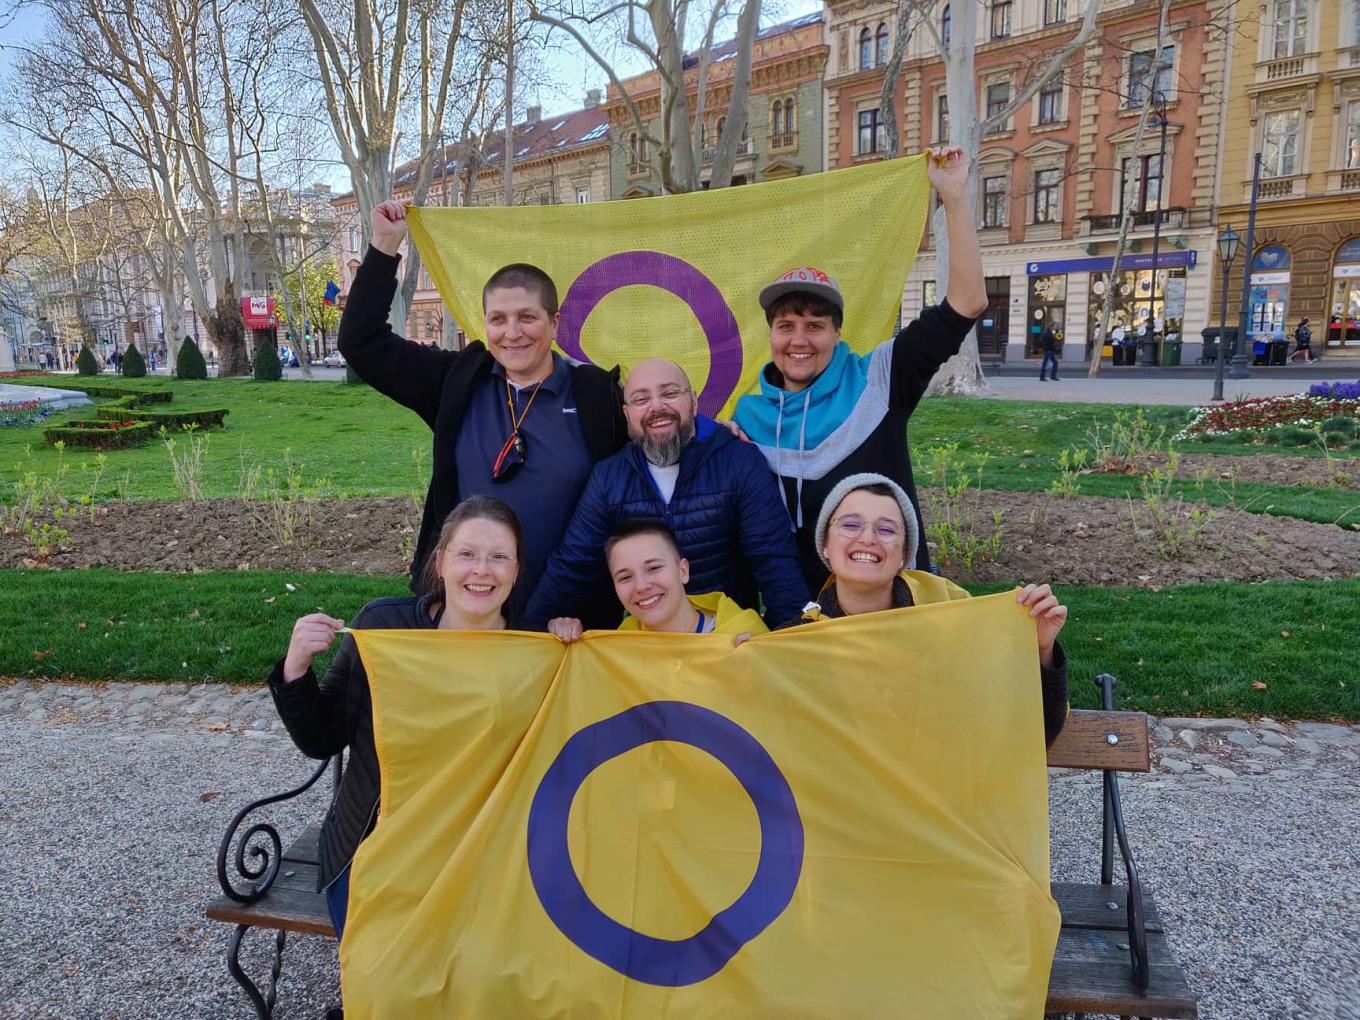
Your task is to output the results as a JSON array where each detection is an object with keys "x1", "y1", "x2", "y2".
[
  {"x1": 1212, "y1": 225, "x2": 1240, "y2": 402},
  {"x1": 1148, "y1": 92, "x2": 1170, "y2": 364}
]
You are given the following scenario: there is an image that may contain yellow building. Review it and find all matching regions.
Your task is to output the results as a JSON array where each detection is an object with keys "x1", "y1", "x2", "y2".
[{"x1": 1217, "y1": 0, "x2": 1360, "y2": 361}]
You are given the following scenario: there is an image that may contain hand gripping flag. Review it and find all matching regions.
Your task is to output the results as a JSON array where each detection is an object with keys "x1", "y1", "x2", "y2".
[
  {"x1": 406, "y1": 156, "x2": 930, "y2": 417},
  {"x1": 341, "y1": 593, "x2": 1060, "y2": 1018}
]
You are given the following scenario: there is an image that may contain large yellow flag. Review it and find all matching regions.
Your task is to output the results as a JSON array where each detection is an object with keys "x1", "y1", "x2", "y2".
[
  {"x1": 342, "y1": 593, "x2": 1059, "y2": 1018},
  {"x1": 407, "y1": 157, "x2": 930, "y2": 416}
]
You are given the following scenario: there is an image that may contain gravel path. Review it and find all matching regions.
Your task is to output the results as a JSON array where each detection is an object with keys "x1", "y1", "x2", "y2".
[{"x1": 1, "y1": 680, "x2": 1356, "y2": 1020}]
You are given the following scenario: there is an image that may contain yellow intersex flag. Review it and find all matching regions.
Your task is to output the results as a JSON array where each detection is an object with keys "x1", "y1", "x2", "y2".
[
  {"x1": 343, "y1": 593, "x2": 1059, "y2": 1018},
  {"x1": 406, "y1": 157, "x2": 930, "y2": 417}
]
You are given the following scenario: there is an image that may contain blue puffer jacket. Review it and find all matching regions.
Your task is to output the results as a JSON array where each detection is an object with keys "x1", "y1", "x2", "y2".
[{"x1": 524, "y1": 417, "x2": 810, "y2": 629}]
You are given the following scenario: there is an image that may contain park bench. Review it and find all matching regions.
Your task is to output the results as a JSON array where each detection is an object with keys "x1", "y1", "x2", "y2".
[{"x1": 206, "y1": 674, "x2": 1198, "y2": 1019}]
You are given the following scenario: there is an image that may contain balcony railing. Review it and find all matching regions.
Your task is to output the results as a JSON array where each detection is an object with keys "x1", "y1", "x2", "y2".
[
  {"x1": 1082, "y1": 207, "x2": 1187, "y2": 233},
  {"x1": 1264, "y1": 56, "x2": 1306, "y2": 80},
  {"x1": 701, "y1": 138, "x2": 754, "y2": 163},
  {"x1": 769, "y1": 132, "x2": 798, "y2": 151}
]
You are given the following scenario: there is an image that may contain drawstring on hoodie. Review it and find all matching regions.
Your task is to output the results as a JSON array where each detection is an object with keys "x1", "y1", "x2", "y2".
[{"x1": 771, "y1": 389, "x2": 811, "y2": 530}]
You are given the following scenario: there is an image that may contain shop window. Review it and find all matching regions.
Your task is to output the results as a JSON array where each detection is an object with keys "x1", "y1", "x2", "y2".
[
  {"x1": 1027, "y1": 274, "x2": 1066, "y2": 357},
  {"x1": 1250, "y1": 247, "x2": 1292, "y2": 339},
  {"x1": 978, "y1": 276, "x2": 1010, "y2": 358},
  {"x1": 1327, "y1": 238, "x2": 1360, "y2": 348}
]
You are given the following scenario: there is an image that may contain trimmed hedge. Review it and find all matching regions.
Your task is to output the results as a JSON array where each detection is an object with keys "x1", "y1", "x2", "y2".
[
  {"x1": 95, "y1": 404, "x2": 229, "y2": 430},
  {"x1": 177, "y1": 336, "x2": 208, "y2": 379},
  {"x1": 76, "y1": 345, "x2": 99, "y2": 376},
  {"x1": 53, "y1": 383, "x2": 173, "y2": 404},
  {"x1": 253, "y1": 340, "x2": 282, "y2": 381},
  {"x1": 121, "y1": 344, "x2": 147, "y2": 378},
  {"x1": 42, "y1": 419, "x2": 157, "y2": 450}
]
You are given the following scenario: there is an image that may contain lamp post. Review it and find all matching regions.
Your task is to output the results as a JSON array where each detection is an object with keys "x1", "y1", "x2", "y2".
[
  {"x1": 1212, "y1": 225, "x2": 1240, "y2": 403},
  {"x1": 1149, "y1": 92, "x2": 1170, "y2": 363},
  {"x1": 1230, "y1": 152, "x2": 1262, "y2": 378}
]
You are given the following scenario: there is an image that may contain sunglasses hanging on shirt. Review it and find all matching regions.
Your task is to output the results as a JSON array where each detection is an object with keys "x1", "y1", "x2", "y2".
[{"x1": 492, "y1": 378, "x2": 543, "y2": 482}]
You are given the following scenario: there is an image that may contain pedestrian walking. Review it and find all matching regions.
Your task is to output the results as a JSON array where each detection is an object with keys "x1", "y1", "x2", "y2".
[
  {"x1": 1038, "y1": 323, "x2": 1060, "y2": 381},
  {"x1": 1289, "y1": 318, "x2": 1315, "y2": 363}
]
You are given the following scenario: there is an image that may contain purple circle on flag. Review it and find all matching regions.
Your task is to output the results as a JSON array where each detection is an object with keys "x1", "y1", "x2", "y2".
[
  {"x1": 555, "y1": 251, "x2": 743, "y2": 416},
  {"x1": 526, "y1": 700, "x2": 804, "y2": 987}
]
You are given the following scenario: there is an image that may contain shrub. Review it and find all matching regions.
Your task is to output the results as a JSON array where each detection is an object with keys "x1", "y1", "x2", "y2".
[
  {"x1": 76, "y1": 345, "x2": 100, "y2": 376},
  {"x1": 1321, "y1": 416, "x2": 1358, "y2": 438},
  {"x1": 121, "y1": 343, "x2": 147, "y2": 378},
  {"x1": 42, "y1": 419, "x2": 157, "y2": 450},
  {"x1": 177, "y1": 337, "x2": 208, "y2": 380},
  {"x1": 253, "y1": 340, "x2": 283, "y2": 381},
  {"x1": 1275, "y1": 425, "x2": 1316, "y2": 447}
]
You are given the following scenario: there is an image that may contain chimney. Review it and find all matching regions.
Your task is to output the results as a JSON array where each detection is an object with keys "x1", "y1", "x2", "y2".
[
  {"x1": 526, "y1": 105, "x2": 541, "y2": 124},
  {"x1": 585, "y1": 88, "x2": 602, "y2": 109}
]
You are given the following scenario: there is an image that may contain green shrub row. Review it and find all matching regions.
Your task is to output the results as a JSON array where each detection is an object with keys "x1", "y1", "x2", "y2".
[
  {"x1": 41, "y1": 419, "x2": 158, "y2": 450},
  {"x1": 94, "y1": 404, "x2": 229, "y2": 430},
  {"x1": 56, "y1": 383, "x2": 173, "y2": 404}
]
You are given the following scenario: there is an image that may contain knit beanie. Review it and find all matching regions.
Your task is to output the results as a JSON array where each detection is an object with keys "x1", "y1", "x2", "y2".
[{"x1": 814, "y1": 472, "x2": 919, "y2": 571}]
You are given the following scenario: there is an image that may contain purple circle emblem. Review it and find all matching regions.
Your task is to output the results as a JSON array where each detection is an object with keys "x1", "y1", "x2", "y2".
[{"x1": 556, "y1": 251, "x2": 742, "y2": 416}]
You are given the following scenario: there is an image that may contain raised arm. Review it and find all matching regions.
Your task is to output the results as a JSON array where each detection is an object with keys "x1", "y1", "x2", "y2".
[
  {"x1": 929, "y1": 147, "x2": 987, "y2": 320},
  {"x1": 337, "y1": 201, "x2": 457, "y2": 426}
]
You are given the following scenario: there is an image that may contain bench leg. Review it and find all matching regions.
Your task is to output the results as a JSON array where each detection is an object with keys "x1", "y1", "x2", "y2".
[{"x1": 226, "y1": 923, "x2": 287, "y2": 1019}]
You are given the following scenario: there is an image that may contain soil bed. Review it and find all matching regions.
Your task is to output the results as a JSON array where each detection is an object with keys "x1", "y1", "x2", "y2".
[
  {"x1": 1146, "y1": 451, "x2": 1359, "y2": 491},
  {"x1": 3, "y1": 492, "x2": 1357, "y2": 588},
  {"x1": 926, "y1": 489, "x2": 1358, "y2": 587}
]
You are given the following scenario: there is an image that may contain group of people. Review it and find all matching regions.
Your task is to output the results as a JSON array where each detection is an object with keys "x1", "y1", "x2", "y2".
[{"x1": 267, "y1": 148, "x2": 1072, "y2": 965}]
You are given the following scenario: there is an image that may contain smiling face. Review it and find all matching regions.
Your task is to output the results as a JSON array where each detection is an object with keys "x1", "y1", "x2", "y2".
[
  {"x1": 608, "y1": 532, "x2": 693, "y2": 631},
  {"x1": 623, "y1": 359, "x2": 697, "y2": 467},
  {"x1": 434, "y1": 517, "x2": 520, "y2": 623},
  {"x1": 483, "y1": 286, "x2": 558, "y2": 385},
  {"x1": 822, "y1": 490, "x2": 909, "y2": 592},
  {"x1": 768, "y1": 309, "x2": 840, "y2": 392}
]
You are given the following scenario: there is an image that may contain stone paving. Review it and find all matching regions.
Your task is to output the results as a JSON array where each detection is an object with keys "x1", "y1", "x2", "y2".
[{"x1": 1, "y1": 678, "x2": 1357, "y2": 1018}]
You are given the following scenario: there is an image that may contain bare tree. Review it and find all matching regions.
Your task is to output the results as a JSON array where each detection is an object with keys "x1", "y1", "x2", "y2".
[
  {"x1": 528, "y1": 0, "x2": 763, "y2": 194},
  {"x1": 875, "y1": 0, "x2": 1104, "y2": 396},
  {"x1": 297, "y1": 0, "x2": 481, "y2": 333}
]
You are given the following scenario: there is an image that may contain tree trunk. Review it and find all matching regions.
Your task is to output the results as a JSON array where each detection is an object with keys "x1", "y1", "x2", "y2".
[{"x1": 211, "y1": 286, "x2": 250, "y2": 376}]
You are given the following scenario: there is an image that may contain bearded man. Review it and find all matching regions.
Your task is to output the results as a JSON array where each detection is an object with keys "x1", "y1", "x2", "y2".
[{"x1": 524, "y1": 358, "x2": 808, "y2": 630}]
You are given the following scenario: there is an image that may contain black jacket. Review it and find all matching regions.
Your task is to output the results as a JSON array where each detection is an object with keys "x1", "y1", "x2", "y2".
[
  {"x1": 338, "y1": 246, "x2": 628, "y2": 596},
  {"x1": 268, "y1": 594, "x2": 440, "y2": 890},
  {"x1": 1040, "y1": 328, "x2": 1058, "y2": 354}
]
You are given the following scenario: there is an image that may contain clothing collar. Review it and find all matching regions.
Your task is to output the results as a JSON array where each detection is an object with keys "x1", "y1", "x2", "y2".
[
  {"x1": 490, "y1": 350, "x2": 568, "y2": 394},
  {"x1": 810, "y1": 575, "x2": 915, "y2": 620}
]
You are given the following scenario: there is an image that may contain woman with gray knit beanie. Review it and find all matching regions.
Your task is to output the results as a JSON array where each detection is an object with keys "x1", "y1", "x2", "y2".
[{"x1": 778, "y1": 473, "x2": 1069, "y2": 745}]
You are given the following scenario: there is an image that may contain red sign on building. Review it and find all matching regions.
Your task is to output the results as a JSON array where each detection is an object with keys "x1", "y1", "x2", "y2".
[{"x1": 241, "y1": 296, "x2": 276, "y2": 329}]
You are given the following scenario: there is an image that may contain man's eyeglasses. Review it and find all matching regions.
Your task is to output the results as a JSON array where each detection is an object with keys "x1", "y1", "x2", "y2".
[
  {"x1": 831, "y1": 515, "x2": 905, "y2": 544},
  {"x1": 624, "y1": 386, "x2": 691, "y2": 409}
]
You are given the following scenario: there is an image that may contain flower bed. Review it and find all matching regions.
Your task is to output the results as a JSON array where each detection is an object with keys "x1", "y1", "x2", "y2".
[
  {"x1": 0, "y1": 400, "x2": 56, "y2": 428},
  {"x1": 1309, "y1": 380, "x2": 1360, "y2": 400},
  {"x1": 1179, "y1": 393, "x2": 1360, "y2": 439},
  {"x1": 41, "y1": 418, "x2": 158, "y2": 450}
]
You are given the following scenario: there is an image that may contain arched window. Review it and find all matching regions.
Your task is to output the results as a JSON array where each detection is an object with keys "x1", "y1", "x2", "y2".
[
  {"x1": 783, "y1": 98, "x2": 795, "y2": 137},
  {"x1": 629, "y1": 132, "x2": 639, "y2": 171},
  {"x1": 942, "y1": 4, "x2": 951, "y2": 48},
  {"x1": 859, "y1": 27, "x2": 873, "y2": 70},
  {"x1": 875, "y1": 22, "x2": 890, "y2": 66},
  {"x1": 1252, "y1": 245, "x2": 1292, "y2": 272}
]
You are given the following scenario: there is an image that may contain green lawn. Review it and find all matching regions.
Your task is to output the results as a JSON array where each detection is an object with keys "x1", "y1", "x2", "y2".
[
  {"x1": 4, "y1": 568, "x2": 1355, "y2": 720},
  {"x1": 2, "y1": 376, "x2": 430, "y2": 501},
  {"x1": 3, "y1": 379, "x2": 1358, "y2": 524}
]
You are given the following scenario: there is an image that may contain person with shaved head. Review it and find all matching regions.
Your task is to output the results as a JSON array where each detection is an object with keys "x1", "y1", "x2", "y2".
[{"x1": 524, "y1": 358, "x2": 808, "y2": 631}]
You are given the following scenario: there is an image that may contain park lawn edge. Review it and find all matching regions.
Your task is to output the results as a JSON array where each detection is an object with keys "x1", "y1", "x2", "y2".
[{"x1": 4, "y1": 568, "x2": 1356, "y2": 721}]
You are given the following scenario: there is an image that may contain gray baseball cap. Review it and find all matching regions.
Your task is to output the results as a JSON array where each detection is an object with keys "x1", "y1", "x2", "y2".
[{"x1": 758, "y1": 266, "x2": 844, "y2": 313}]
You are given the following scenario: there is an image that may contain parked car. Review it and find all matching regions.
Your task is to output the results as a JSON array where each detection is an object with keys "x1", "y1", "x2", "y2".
[{"x1": 322, "y1": 351, "x2": 346, "y2": 368}]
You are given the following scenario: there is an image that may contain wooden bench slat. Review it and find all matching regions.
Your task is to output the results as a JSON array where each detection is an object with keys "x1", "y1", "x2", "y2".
[
  {"x1": 1047, "y1": 709, "x2": 1151, "y2": 772},
  {"x1": 207, "y1": 887, "x2": 333, "y2": 937},
  {"x1": 284, "y1": 825, "x2": 322, "y2": 865},
  {"x1": 1047, "y1": 927, "x2": 1199, "y2": 1018},
  {"x1": 1053, "y1": 881, "x2": 1165, "y2": 933}
]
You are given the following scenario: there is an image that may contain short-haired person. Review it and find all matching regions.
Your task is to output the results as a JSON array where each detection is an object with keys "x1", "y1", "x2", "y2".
[
  {"x1": 548, "y1": 519, "x2": 766, "y2": 641},
  {"x1": 338, "y1": 201, "x2": 626, "y2": 624},
  {"x1": 525, "y1": 358, "x2": 809, "y2": 630},
  {"x1": 733, "y1": 147, "x2": 988, "y2": 593},
  {"x1": 782, "y1": 474, "x2": 1069, "y2": 746},
  {"x1": 269, "y1": 495, "x2": 523, "y2": 942}
]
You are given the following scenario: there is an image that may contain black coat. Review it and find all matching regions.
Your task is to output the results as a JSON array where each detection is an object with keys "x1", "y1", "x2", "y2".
[
  {"x1": 268, "y1": 594, "x2": 440, "y2": 890},
  {"x1": 338, "y1": 247, "x2": 628, "y2": 598}
]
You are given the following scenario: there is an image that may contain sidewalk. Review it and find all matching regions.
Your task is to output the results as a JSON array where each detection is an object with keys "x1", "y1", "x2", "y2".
[{"x1": 977, "y1": 363, "x2": 1352, "y2": 405}]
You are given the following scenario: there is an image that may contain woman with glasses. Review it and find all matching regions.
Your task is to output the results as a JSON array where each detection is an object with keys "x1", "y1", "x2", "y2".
[
  {"x1": 782, "y1": 474, "x2": 1069, "y2": 746},
  {"x1": 268, "y1": 495, "x2": 522, "y2": 947}
]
